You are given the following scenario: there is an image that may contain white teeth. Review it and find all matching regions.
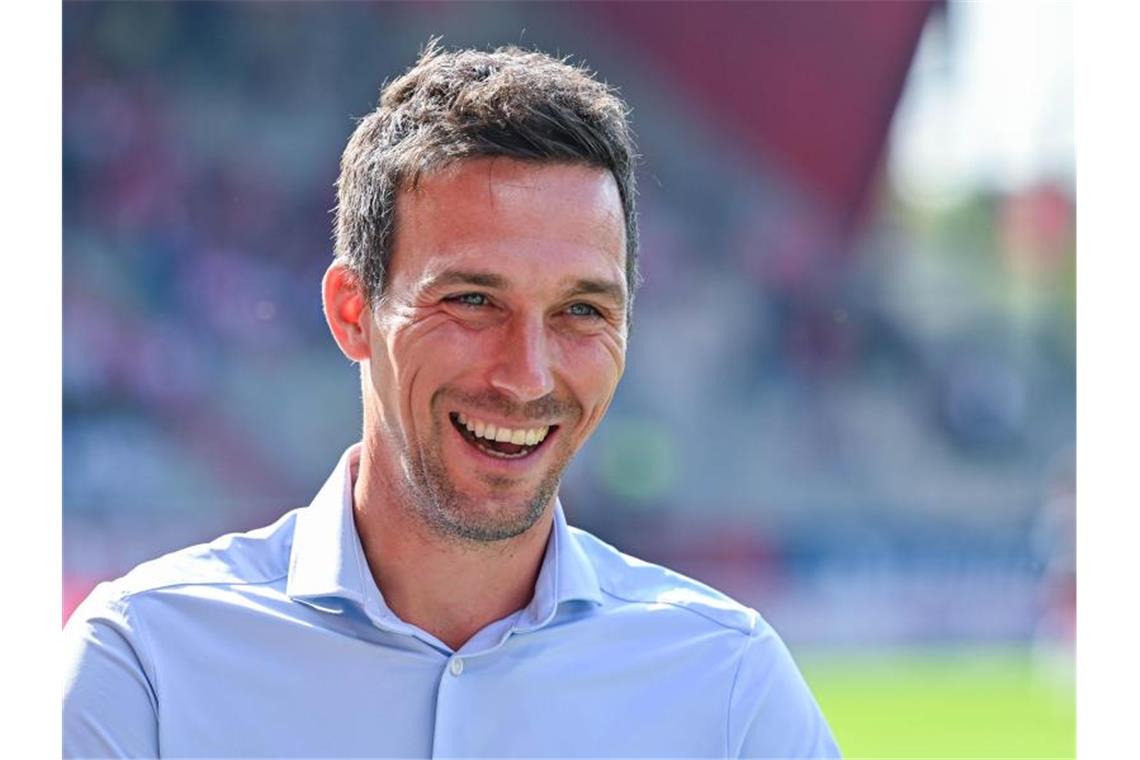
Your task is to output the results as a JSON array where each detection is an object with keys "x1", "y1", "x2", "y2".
[{"x1": 456, "y1": 413, "x2": 551, "y2": 448}]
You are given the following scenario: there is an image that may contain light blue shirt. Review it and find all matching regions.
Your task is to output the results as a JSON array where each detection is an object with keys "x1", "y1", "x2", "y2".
[{"x1": 64, "y1": 445, "x2": 840, "y2": 758}]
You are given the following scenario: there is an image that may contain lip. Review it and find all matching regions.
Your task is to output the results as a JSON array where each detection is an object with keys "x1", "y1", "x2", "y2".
[{"x1": 446, "y1": 411, "x2": 561, "y2": 474}]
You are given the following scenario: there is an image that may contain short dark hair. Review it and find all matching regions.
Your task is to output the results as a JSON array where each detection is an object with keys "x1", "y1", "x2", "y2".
[{"x1": 333, "y1": 40, "x2": 639, "y2": 317}]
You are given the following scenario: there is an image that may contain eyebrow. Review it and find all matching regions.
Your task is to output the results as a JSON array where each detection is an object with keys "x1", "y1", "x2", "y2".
[
  {"x1": 422, "y1": 269, "x2": 627, "y2": 306},
  {"x1": 421, "y1": 270, "x2": 509, "y2": 291}
]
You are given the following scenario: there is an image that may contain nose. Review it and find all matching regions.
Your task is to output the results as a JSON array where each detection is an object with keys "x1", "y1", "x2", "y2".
[{"x1": 488, "y1": 314, "x2": 556, "y2": 403}]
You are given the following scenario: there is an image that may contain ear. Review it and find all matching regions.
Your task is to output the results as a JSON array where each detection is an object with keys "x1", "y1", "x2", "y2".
[{"x1": 322, "y1": 262, "x2": 373, "y2": 362}]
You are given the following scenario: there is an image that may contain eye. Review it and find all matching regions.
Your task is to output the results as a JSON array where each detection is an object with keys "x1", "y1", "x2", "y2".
[
  {"x1": 566, "y1": 302, "x2": 602, "y2": 318},
  {"x1": 448, "y1": 292, "x2": 490, "y2": 308}
]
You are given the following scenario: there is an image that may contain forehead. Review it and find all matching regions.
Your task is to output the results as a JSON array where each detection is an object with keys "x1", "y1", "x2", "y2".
[{"x1": 390, "y1": 158, "x2": 627, "y2": 290}]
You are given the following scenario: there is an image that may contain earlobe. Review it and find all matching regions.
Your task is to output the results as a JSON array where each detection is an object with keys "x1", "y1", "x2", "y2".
[{"x1": 322, "y1": 262, "x2": 373, "y2": 362}]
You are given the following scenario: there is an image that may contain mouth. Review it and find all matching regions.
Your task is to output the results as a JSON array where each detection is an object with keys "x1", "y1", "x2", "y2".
[{"x1": 449, "y1": 412, "x2": 558, "y2": 460}]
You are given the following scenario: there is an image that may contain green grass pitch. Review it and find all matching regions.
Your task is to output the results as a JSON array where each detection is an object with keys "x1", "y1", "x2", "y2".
[{"x1": 797, "y1": 645, "x2": 1075, "y2": 758}]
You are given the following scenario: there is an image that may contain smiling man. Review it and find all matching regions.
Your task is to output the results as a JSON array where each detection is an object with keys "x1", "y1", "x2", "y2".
[{"x1": 64, "y1": 43, "x2": 840, "y2": 758}]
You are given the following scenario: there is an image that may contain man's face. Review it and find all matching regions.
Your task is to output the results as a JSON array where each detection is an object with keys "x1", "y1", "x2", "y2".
[{"x1": 363, "y1": 158, "x2": 628, "y2": 542}]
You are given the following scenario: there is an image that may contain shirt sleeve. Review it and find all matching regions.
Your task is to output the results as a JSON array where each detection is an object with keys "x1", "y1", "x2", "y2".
[
  {"x1": 727, "y1": 625, "x2": 842, "y2": 758},
  {"x1": 63, "y1": 584, "x2": 160, "y2": 759}
]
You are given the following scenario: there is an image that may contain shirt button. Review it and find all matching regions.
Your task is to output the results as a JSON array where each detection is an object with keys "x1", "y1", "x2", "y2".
[{"x1": 448, "y1": 657, "x2": 464, "y2": 677}]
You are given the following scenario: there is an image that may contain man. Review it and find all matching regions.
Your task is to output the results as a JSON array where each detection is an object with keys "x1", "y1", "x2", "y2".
[{"x1": 64, "y1": 43, "x2": 840, "y2": 758}]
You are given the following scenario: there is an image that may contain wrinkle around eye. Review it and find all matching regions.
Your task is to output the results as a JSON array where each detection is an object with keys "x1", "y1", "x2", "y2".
[
  {"x1": 380, "y1": 298, "x2": 461, "y2": 333},
  {"x1": 575, "y1": 321, "x2": 627, "y2": 366}
]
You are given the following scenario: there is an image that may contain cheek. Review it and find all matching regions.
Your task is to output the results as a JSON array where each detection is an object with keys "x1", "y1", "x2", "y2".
[
  {"x1": 388, "y1": 322, "x2": 493, "y2": 406},
  {"x1": 556, "y1": 334, "x2": 626, "y2": 411}
]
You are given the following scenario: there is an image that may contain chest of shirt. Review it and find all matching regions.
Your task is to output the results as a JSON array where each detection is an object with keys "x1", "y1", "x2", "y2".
[{"x1": 147, "y1": 597, "x2": 744, "y2": 757}]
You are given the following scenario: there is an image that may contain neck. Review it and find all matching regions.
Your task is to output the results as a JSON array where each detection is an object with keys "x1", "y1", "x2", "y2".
[{"x1": 351, "y1": 443, "x2": 555, "y2": 651}]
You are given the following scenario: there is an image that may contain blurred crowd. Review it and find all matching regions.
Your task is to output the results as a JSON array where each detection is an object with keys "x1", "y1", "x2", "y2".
[{"x1": 63, "y1": 2, "x2": 1074, "y2": 647}]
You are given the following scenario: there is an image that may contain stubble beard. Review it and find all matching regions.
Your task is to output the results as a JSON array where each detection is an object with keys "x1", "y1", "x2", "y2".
[{"x1": 400, "y1": 415, "x2": 570, "y2": 544}]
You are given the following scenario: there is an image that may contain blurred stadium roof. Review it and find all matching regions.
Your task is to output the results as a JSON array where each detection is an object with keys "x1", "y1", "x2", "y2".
[{"x1": 587, "y1": 0, "x2": 940, "y2": 233}]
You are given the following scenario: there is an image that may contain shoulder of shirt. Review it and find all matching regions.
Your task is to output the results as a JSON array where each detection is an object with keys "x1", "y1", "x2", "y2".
[
  {"x1": 95, "y1": 509, "x2": 300, "y2": 604},
  {"x1": 568, "y1": 525, "x2": 763, "y2": 636}
]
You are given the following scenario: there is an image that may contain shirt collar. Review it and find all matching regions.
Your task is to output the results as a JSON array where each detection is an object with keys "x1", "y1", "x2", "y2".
[
  {"x1": 515, "y1": 492, "x2": 605, "y2": 631},
  {"x1": 285, "y1": 444, "x2": 371, "y2": 614},
  {"x1": 286, "y1": 444, "x2": 603, "y2": 629}
]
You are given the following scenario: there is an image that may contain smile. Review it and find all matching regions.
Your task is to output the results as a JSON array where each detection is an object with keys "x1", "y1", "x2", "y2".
[{"x1": 449, "y1": 412, "x2": 556, "y2": 459}]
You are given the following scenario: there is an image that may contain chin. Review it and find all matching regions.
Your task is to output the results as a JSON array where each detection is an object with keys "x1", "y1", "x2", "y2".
[
  {"x1": 410, "y1": 455, "x2": 560, "y2": 544},
  {"x1": 421, "y1": 490, "x2": 553, "y2": 543}
]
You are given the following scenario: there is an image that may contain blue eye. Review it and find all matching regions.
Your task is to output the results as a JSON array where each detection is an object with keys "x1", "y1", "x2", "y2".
[
  {"x1": 450, "y1": 293, "x2": 489, "y2": 307},
  {"x1": 567, "y1": 302, "x2": 601, "y2": 318}
]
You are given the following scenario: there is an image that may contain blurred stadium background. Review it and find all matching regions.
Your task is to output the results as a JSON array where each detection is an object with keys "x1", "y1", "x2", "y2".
[{"x1": 63, "y1": 2, "x2": 1074, "y2": 756}]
